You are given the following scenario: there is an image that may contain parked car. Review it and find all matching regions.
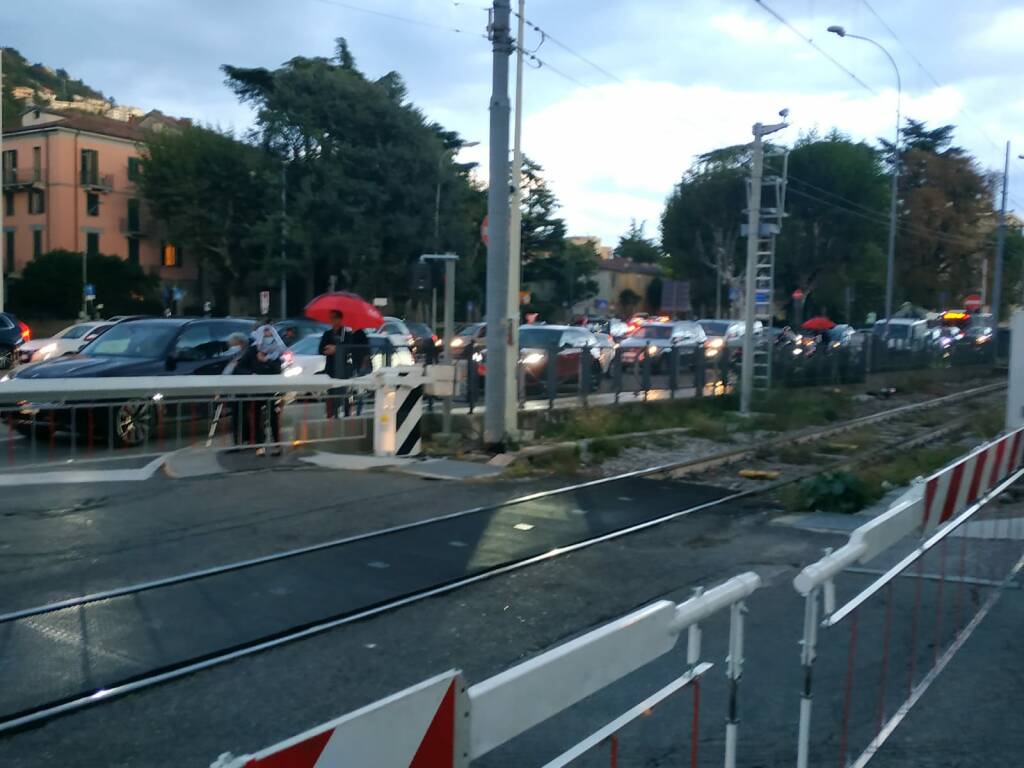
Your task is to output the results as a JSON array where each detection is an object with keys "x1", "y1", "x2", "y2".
[
  {"x1": 17, "y1": 321, "x2": 113, "y2": 365},
  {"x1": 285, "y1": 333, "x2": 414, "y2": 376},
  {"x1": 406, "y1": 322, "x2": 440, "y2": 362},
  {"x1": 450, "y1": 322, "x2": 486, "y2": 358},
  {"x1": 0, "y1": 312, "x2": 29, "y2": 370},
  {"x1": 474, "y1": 325, "x2": 602, "y2": 394},
  {"x1": 618, "y1": 321, "x2": 706, "y2": 372},
  {"x1": 5, "y1": 317, "x2": 256, "y2": 446},
  {"x1": 273, "y1": 318, "x2": 330, "y2": 347}
]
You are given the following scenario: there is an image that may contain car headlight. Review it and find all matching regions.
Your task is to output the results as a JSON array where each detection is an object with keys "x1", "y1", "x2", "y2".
[
  {"x1": 451, "y1": 338, "x2": 465, "y2": 348},
  {"x1": 831, "y1": 341, "x2": 840, "y2": 349},
  {"x1": 707, "y1": 337, "x2": 724, "y2": 349},
  {"x1": 37, "y1": 343, "x2": 57, "y2": 360},
  {"x1": 471, "y1": 351, "x2": 484, "y2": 362},
  {"x1": 647, "y1": 344, "x2": 659, "y2": 356},
  {"x1": 792, "y1": 347, "x2": 803, "y2": 356},
  {"x1": 521, "y1": 351, "x2": 545, "y2": 365}
]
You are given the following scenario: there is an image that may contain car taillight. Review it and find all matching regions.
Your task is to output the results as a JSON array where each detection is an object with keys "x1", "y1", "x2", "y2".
[{"x1": 18, "y1": 321, "x2": 30, "y2": 342}]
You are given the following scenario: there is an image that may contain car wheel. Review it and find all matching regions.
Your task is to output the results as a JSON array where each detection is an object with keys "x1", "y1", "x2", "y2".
[
  {"x1": 0, "y1": 345, "x2": 13, "y2": 371},
  {"x1": 112, "y1": 401, "x2": 154, "y2": 448}
]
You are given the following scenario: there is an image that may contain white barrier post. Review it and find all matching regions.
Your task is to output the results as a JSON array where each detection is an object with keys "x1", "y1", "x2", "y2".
[{"x1": 1006, "y1": 310, "x2": 1024, "y2": 430}]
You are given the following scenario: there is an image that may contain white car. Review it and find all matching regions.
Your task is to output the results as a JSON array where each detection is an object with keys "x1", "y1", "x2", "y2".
[
  {"x1": 379, "y1": 317, "x2": 415, "y2": 350},
  {"x1": 284, "y1": 333, "x2": 415, "y2": 377},
  {"x1": 17, "y1": 321, "x2": 112, "y2": 365}
]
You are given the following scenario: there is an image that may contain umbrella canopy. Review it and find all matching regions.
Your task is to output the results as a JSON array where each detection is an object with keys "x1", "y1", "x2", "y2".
[
  {"x1": 304, "y1": 292, "x2": 384, "y2": 330},
  {"x1": 800, "y1": 316, "x2": 836, "y2": 332}
]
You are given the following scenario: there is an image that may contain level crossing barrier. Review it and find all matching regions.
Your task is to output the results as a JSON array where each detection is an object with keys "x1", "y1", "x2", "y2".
[
  {"x1": 211, "y1": 571, "x2": 761, "y2": 768},
  {"x1": 791, "y1": 427, "x2": 1024, "y2": 768},
  {"x1": 0, "y1": 366, "x2": 449, "y2": 469}
]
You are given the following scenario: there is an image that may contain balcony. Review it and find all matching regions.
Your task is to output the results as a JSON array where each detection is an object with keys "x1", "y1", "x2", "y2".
[
  {"x1": 2, "y1": 167, "x2": 47, "y2": 189},
  {"x1": 120, "y1": 215, "x2": 148, "y2": 236},
  {"x1": 80, "y1": 171, "x2": 114, "y2": 192}
]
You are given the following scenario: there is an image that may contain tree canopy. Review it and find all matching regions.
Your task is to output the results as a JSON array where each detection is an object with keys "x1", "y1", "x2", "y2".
[{"x1": 614, "y1": 219, "x2": 662, "y2": 264}]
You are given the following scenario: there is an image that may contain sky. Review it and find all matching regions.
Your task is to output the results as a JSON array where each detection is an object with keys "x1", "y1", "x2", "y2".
[{"x1": 4, "y1": 0, "x2": 1023, "y2": 247}]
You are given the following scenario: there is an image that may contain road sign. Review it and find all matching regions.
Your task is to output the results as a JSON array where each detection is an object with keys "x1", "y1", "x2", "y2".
[
  {"x1": 373, "y1": 297, "x2": 388, "y2": 307},
  {"x1": 964, "y1": 293, "x2": 982, "y2": 312},
  {"x1": 84, "y1": 283, "x2": 96, "y2": 300},
  {"x1": 259, "y1": 290, "x2": 270, "y2": 315},
  {"x1": 594, "y1": 298, "x2": 608, "y2": 310},
  {"x1": 755, "y1": 290, "x2": 770, "y2": 303}
]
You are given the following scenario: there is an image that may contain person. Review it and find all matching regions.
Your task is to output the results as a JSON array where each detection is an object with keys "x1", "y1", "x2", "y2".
[
  {"x1": 223, "y1": 332, "x2": 257, "y2": 447},
  {"x1": 251, "y1": 322, "x2": 287, "y2": 452},
  {"x1": 319, "y1": 310, "x2": 352, "y2": 418}
]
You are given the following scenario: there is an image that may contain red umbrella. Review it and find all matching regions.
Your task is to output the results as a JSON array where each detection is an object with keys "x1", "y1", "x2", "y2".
[
  {"x1": 304, "y1": 292, "x2": 384, "y2": 330},
  {"x1": 801, "y1": 316, "x2": 836, "y2": 332}
]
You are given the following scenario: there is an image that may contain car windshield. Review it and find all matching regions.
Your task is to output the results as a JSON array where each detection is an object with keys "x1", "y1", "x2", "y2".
[
  {"x1": 698, "y1": 321, "x2": 732, "y2": 337},
  {"x1": 81, "y1": 322, "x2": 180, "y2": 358},
  {"x1": 292, "y1": 335, "x2": 322, "y2": 355},
  {"x1": 885, "y1": 324, "x2": 911, "y2": 339},
  {"x1": 61, "y1": 324, "x2": 95, "y2": 340},
  {"x1": 634, "y1": 326, "x2": 672, "y2": 339},
  {"x1": 457, "y1": 324, "x2": 481, "y2": 337},
  {"x1": 519, "y1": 327, "x2": 563, "y2": 348},
  {"x1": 407, "y1": 323, "x2": 432, "y2": 335}
]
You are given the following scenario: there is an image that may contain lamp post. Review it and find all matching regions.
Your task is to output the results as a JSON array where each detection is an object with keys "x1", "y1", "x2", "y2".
[{"x1": 828, "y1": 25, "x2": 901, "y2": 322}]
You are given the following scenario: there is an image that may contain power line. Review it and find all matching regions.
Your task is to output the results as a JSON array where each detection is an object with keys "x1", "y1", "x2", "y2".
[
  {"x1": 516, "y1": 13, "x2": 625, "y2": 85},
  {"x1": 751, "y1": 0, "x2": 878, "y2": 95},
  {"x1": 311, "y1": 0, "x2": 478, "y2": 35}
]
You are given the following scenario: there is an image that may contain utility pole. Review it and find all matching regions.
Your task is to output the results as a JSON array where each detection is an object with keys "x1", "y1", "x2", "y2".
[
  {"x1": 741, "y1": 119, "x2": 787, "y2": 416},
  {"x1": 504, "y1": 0, "x2": 525, "y2": 436},
  {"x1": 484, "y1": 0, "x2": 513, "y2": 450},
  {"x1": 992, "y1": 141, "x2": 1009, "y2": 323},
  {"x1": 280, "y1": 159, "x2": 287, "y2": 318},
  {"x1": 1, "y1": 45, "x2": 6, "y2": 313}
]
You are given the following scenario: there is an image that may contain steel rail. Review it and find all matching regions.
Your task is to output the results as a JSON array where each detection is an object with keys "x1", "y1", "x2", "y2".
[{"x1": 0, "y1": 381, "x2": 1004, "y2": 733}]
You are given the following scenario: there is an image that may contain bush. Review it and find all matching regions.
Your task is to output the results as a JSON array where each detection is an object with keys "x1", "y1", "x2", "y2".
[
  {"x1": 9, "y1": 249, "x2": 161, "y2": 319},
  {"x1": 794, "y1": 470, "x2": 872, "y2": 514}
]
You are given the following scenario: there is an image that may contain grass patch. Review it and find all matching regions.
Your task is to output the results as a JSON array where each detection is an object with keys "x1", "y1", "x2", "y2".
[
  {"x1": 524, "y1": 446, "x2": 581, "y2": 475},
  {"x1": 970, "y1": 404, "x2": 1006, "y2": 441},
  {"x1": 775, "y1": 443, "x2": 816, "y2": 465},
  {"x1": 749, "y1": 388, "x2": 855, "y2": 432},
  {"x1": 535, "y1": 395, "x2": 739, "y2": 442},
  {"x1": 586, "y1": 436, "x2": 623, "y2": 461}
]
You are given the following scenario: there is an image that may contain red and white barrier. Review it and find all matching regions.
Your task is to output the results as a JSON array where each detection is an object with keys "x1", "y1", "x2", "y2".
[
  {"x1": 211, "y1": 572, "x2": 760, "y2": 768},
  {"x1": 212, "y1": 671, "x2": 468, "y2": 768}
]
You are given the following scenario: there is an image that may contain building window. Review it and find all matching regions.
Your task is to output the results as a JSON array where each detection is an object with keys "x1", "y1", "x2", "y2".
[
  {"x1": 127, "y1": 157, "x2": 142, "y2": 182},
  {"x1": 86, "y1": 232, "x2": 99, "y2": 257},
  {"x1": 2, "y1": 149, "x2": 16, "y2": 184},
  {"x1": 127, "y1": 237, "x2": 140, "y2": 264},
  {"x1": 3, "y1": 192, "x2": 13, "y2": 216},
  {"x1": 86, "y1": 191, "x2": 100, "y2": 216},
  {"x1": 161, "y1": 241, "x2": 181, "y2": 268},
  {"x1": 28, "y1": 189, "x2": 45, "y2": 215},
  {"x1": 80, "y1": 149, "x2": 99, "y2": 186},
  {"x1": 127, "y1": 198, "x2": 141, "y2": 232},
  {"x1": 32, "y1": 146, "x2": 41, "y2": 181},
  {"x1": 32, "y1": 229, "x2": 42, "y2": 259},
  {"x1": 5, "y1": 231, "x2": 14, "y2": 273}
]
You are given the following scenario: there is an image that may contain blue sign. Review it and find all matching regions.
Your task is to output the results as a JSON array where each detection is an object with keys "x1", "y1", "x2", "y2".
[
  {"x1": 595, "y1": 298, "x2": 609, "y2": 309},
  {"x1": 755, "y1": 290, "x2": 770, "y2": 303},
  {"x1": 84, "y1": 283, "x2": 96, "y2": 299},
  {"x1": 728, "y1": 287, "x2": 739, "y2": 301}
]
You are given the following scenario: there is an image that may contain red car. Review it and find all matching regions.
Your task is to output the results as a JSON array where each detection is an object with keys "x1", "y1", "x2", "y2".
[{"x1": 475, "y1": 324, "x2": 602, "y2": 394}]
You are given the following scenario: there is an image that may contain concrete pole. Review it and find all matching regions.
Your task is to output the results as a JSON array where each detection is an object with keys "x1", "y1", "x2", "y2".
[
  {"x1": 504, "y1": 0, "x2": 525, "y2": 437},
  {"x1": 484, "y1": 0, "x2": 513, "y2": 450},
  {"x1": 443, "y1": 258, "x2": 456, "y2": 435},
  {"x1": 992, "y1": 141, "x2": 1009, "y2": 323},
  {"x1": 740, "y1": 126, "x2": 764, "y2": 416},
  {"x1": 0, "y1": 46, "x2": 4, "y2": 313},
  {"x1": 280, "y1": 160, "x2": 287, "y2": 318}
]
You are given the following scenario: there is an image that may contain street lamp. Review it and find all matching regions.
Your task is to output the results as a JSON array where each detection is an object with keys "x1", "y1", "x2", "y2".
[{"x1": 828, "y1": 24, "x2": 901, "y2": 322}]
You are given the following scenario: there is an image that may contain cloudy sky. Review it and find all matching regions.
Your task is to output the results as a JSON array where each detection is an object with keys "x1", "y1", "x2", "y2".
[{"x1": 5, "y1": 0, "x2": 1023, "y2": 246}]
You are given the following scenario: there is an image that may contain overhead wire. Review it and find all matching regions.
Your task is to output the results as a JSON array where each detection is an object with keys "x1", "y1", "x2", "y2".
[
  {"x1": 751, "y1": 0, "x2": 878, "y2": 95},
  {"x1": 311, "y1": 0, "x2": 479, "y2": 34}
]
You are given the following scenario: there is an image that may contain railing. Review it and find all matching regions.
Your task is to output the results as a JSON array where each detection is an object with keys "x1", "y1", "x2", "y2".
[
  {"x1": 211, "y1": 571, "x2": 762, "y2": 768},
  {"x1": 1, "y1": 166, "x2": 46, "y2": 187},
  {"x1": 791, "y1": 427, "x2": 1024, "y2": 768},
  {"x1": 80, "y1": 170, "x2": 114, "y2": 191}
]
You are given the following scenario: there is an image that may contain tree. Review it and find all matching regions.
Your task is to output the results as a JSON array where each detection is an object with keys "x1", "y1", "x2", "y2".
[
  {"x1": 519, "y1": 157, "x2": 567, "y2": 260},
  {"x1": 614, "y1": 219, "x2": 662, "y2": 264},
  {"x1": 661, "y1": 146, "x2": 749, "y2": 317},
  {"x1": 618, "y1": 288, "x2": 642, "y2": 316},
  {"x1": 9, "y1": 250, "x2": 160, "y2": 319},
  {"x1": 140, "y1": 124, "x2": 275, "y2": 313},
  {"x1": 222, "y1": 39, "x2": 481, "y2": 310}
]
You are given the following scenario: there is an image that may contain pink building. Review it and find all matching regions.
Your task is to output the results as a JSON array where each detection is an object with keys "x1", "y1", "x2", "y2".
[{"x1": 1, "y1": 107, "x2": 196, "y2": 298}]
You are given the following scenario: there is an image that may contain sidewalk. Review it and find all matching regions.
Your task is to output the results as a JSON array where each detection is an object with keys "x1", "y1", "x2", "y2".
[{"x1": 873, "y1": 570, "x2": 1024, "y2": 767}]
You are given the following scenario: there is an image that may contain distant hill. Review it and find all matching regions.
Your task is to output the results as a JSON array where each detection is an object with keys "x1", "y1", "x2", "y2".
[{"x1": 2, "y1": 47, "x2": 109, "y2": 129}]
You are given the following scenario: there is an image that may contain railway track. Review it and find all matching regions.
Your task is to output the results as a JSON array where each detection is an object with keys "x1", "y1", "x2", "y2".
[{"x1": 0, "y1": 380, "x2": 1006, "y2": 735}]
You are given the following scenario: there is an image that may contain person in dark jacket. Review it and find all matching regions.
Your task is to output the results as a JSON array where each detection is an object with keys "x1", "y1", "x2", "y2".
[
  {"x1": 224, "y1": 332, "x2": 257, "y2": 446},
  {"x1": 320, "y1": 310, "x2": 351, "y2": 418}
]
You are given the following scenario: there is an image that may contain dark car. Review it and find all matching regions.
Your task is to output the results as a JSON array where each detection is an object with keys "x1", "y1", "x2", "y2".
[
  {"x1": 475, "y1": 325, "x2": 602, "y2": 395},
  {"x1": 450, "y1": 322, "x2": 486, "y2": 359},
  {"x1": 406, "y1": 322, "x2": 440, "y2": 362},
  {"x1": 7, "y1": 317, "x2": 255, "y2": 446},
  {"x1": 273, "y1": 318, "x2": 330, "y2": 347},
  {"x1": 0, "y1": 312, "x2": 29, "y2": 370}
]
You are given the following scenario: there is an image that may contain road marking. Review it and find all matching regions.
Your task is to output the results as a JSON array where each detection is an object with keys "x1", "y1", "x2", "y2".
[
  {"x1": 513, "y1": 522, "x2": 534, "y2": 531},
  {"x1": 0, "y1": 456, "x2": 165, "y2": 487}
]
